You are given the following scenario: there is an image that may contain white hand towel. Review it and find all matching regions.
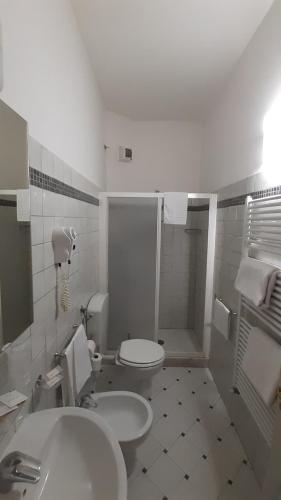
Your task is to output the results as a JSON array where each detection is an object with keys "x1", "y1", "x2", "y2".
[
  {"x1": 62, "y1": 324, "x2": 92, "y2": 406},
  {"x1": 242, "y1": 327, "x2": 281, "y2": 406},
  {"x1": 235, "y1": 257, "x2": 278, "y2": 307},
  {"x1": 213, "y1": 298, "x2": 230, "y2": 340},
  {"x1": 164, "y1": 192, "x2": 188, "y2": 225}
]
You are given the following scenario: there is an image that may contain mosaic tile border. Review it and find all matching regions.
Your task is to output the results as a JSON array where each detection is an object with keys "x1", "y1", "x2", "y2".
[
  {"x1": 218, "y1": 184, "x2": 281, "y2": 208},
  {"x1": 29, "y1": 167, "x2": 99, "y2": 206},
  {"x1": 189, "y1": 205, "x2": 209, "y2": 212},
  {"x1": 0, "y1": 198, "x2": 17, "y2": 207}
]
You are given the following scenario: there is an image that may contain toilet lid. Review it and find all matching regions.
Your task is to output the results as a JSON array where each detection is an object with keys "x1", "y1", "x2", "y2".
[{"x1": 119, "y1": 339, "x2": 165, "y2": 366}]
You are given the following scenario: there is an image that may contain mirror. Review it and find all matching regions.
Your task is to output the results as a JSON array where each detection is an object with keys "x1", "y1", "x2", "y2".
[
  {"x1": 0, "y1": 24, "x2": 3, "y2": 91},
  {"x1": 0, "y1": 99, "x2": 29, "y2": 190},
  {"x1": 0, "y1": 194, "x2": 33, "y2": 348},
  {"x1": 0, "y1": 100, "x2": 33, "y2": 349}
]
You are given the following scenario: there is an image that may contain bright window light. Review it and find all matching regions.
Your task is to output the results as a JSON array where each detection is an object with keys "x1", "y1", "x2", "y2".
[{"x1": 262, "y1": 91, "x2": 281, "y2": 183}]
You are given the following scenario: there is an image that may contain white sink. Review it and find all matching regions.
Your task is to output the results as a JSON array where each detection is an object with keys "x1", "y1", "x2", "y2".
[{"x1": 0, "y1": 407, "x2": 127, "y2": 500}]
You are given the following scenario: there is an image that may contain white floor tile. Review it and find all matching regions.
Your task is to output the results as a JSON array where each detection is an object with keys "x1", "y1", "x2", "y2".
[
  {"x1": 151, "y1": 404, "x2": 195, "y2": 448},
  {"x1": 151, "y1": 415, "x2": 181, "y2": 448},
  {"x1": 218, "y1": 463, "x2": 263, "y2": 500},
  {"x1": 186, "y1": 420, "x2": 217, "y2": 454},
  {"x1": 152, "y1": 367, "x2": 184, "y2": 390},
  {"x1": 150, "y1": 387, "x2": 180, "y2": 422},
  {"x1": 170, "y1": 477, "x2": 204, "y2": 500},
  {"x1": 147, "y1": 454, "x2": 185, "y2": 496},
  {"x1": 223, "y1": 426, "x2": 247, "y2": 463},
  {"x1": 136, "y1": 434, "x2": 163, "y2": 468},
  {"x1": 95, "y1": 367, "x2": 261, "y2": 500},
  {"x1": 208, "y1": 441, "x2": 243, "y2": 483},
  {"x1": 127, "y1": 459, "x2": 144, "y2": 482},
  {"x1": 168, "y1": 433, "x2": 203, "y2": 474},
  {"x1": 182, "y1": 392, "x2": 211, "y2": 420},
  {"x1": 181, "y1": 368, "x2": 210, "y2": 389},
  {"x1": 202, "y1": 401, "x2": 231, "y2": 437},
  {"x1": 190, "y1": 455, "x2": 227, "y2": 499},
  {"x1": 166, "y1": 379, "x2": 192, "y2": 401},
  {"x1": 128, "y1": 473, "x2": 164, "y2": 500}
]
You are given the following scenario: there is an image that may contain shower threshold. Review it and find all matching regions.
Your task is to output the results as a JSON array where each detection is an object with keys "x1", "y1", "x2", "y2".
[{"x1": 158, "y1": 328, "x2": 200, "y2": 353}]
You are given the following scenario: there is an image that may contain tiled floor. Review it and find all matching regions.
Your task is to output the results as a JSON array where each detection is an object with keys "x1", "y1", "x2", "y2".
[
  {"x1": 95, "y1": 366, "x2": 263, "y2": 500},
  {"x1": 158, "y1": 329, "x2": 201, "y2": 353}
]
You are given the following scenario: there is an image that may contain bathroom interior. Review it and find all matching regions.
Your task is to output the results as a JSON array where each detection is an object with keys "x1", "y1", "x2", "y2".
[{"x1": 0, "y1": 1, "x2": 281, "y2": 499}]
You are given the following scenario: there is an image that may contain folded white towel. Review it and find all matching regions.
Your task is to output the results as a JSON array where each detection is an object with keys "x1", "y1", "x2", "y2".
[
  {"x1": 213, "y1": 298, "x2": 230, "y2": 340},
  {"x1": 164, "y1": 192, "x2": 188, "y2": 225},
  {"x1": 235, "y1": 257, "x2": 278, "y2": 307},
  {"x1": 62, "y1": 324, "x2": 92, "y2": 405},
  {"x1": 242, "y1": 327, "x2": 281, "y2": 406}
]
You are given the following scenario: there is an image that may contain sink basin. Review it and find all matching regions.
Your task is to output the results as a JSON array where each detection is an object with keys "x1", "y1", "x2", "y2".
[{"x1": 0, "y1": 407, "x2": 127, "y2": 500}]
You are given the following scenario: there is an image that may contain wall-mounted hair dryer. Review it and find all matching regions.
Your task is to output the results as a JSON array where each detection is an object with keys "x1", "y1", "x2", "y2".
[{"x1": 52, "y1": 227, "x2": 77, "y2": 265}]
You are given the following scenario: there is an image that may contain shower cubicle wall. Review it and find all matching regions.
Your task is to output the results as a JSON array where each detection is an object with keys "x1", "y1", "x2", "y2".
[{"x1": 107, "y1": 197, "x2": 160, "y2": 350}]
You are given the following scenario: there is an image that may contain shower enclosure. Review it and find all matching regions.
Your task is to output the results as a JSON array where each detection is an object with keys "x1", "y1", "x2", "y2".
[{"x1": 99, "y1": 192, "x2": 216, "y2": 359}]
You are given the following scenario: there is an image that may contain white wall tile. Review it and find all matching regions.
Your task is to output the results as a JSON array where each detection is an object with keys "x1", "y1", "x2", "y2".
[
  {"x1": 33, "y1": 271, "x2": 45, "y2": 302},
  {"x1": 54, "y1": 156, "x2": 64, "y2": 182},
  {"x1": 30, "y1": 186, "x2": 43, "y2": 215},
  {"x1": 42, "y1": 147, "x2": 54, "y2": 177},
  {"x1": 32, "y1": 244, "x2": 44, "y2": 274},
  {"x1": 31, "y1": 216, "x2": 44, "y2": 245},
  {"x1": 44, "y1": 266, "x2": 56, "y2": 294},
  {"x1": 44, "y1": 241, "x2": 54, "y2": 269},
  {"x1": 43, "y1": 216, "x2": 55, "y2": 242},
  {"x1": 28, "y1": 137, "x2": 42, "y2": 171},
  {"x1": 0, "y1": 139, "x2": 100, "y2": 451}
]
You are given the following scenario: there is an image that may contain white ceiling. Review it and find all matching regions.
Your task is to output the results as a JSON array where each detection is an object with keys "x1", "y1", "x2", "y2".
[{"x1": 72, "y1": 0, "x2": 274, "y2": 120}]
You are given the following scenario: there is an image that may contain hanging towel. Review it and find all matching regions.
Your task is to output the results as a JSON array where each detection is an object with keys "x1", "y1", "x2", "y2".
[
  {"x1": 235, "y1": 257, "x2": 278, "y2": 307},
  {"x1": 62, "y1": 324, "x2": 92, "y2": 406},
  {"x1": 213, "y1": 298, "x2": 230, "y2": 340},
  {"x1": 164, "y1": 192, "x2": 188, "y2": 225},
  {"x1": 242, "y1": 327, "x2": 281, "y2": 406}
]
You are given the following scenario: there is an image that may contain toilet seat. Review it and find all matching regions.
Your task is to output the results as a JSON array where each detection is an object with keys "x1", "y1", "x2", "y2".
[{"x1": 118, "y1": 339, "x2": 165, "y2": 368}]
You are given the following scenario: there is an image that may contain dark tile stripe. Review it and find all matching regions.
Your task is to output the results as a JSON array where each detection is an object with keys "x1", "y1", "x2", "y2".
[
  {"x1": 29, "y1": 167, "x2": 99, "y2": 206},
  {"x1": 218, "y1": 184, "x2": 281, "y2": 209},
  {"x1": 188, "y1": 205, "x2": 209, "y2": 212},
  {"x1": 218, "y1": 195, "x2": 246, "y2": 208},
  {"x1": 0, "y1": 199, "x2": 17, "y2": 207}
]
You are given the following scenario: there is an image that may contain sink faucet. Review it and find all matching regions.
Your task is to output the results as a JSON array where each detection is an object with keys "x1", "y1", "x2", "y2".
[
  {"x1": 80, "y1": 394, "x2": 98, "y2": 409},
  {"x1": 0, "y1": 451, "x2": 41, "y2": 484}
]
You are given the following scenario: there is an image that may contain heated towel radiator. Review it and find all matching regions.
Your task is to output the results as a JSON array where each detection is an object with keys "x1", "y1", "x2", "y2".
[{"x1": 234, "y1": 194, "x2": 281, "y2": 446}]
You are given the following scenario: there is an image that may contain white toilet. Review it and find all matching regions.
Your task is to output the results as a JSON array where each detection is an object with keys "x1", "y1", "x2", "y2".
[
  {"x1": 85, "y1": 390, "x2": 153, "y2": 475},
  {"x1": 116, "y1": 338, "x2": 165, "y2": 395},
  {"x1": 87, "y1": 294, "x2": 165, "y2": 396}
]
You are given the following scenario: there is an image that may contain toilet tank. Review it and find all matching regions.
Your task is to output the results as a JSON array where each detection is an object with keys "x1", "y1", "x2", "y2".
[{"x1": 87, "y1": 293, "x2": 109, "y2": 353}]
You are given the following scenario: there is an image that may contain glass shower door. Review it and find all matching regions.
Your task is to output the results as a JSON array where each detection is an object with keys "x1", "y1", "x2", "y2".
[{"x1": 107, "y1": 197, "x2": 159, "y2": 350}]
